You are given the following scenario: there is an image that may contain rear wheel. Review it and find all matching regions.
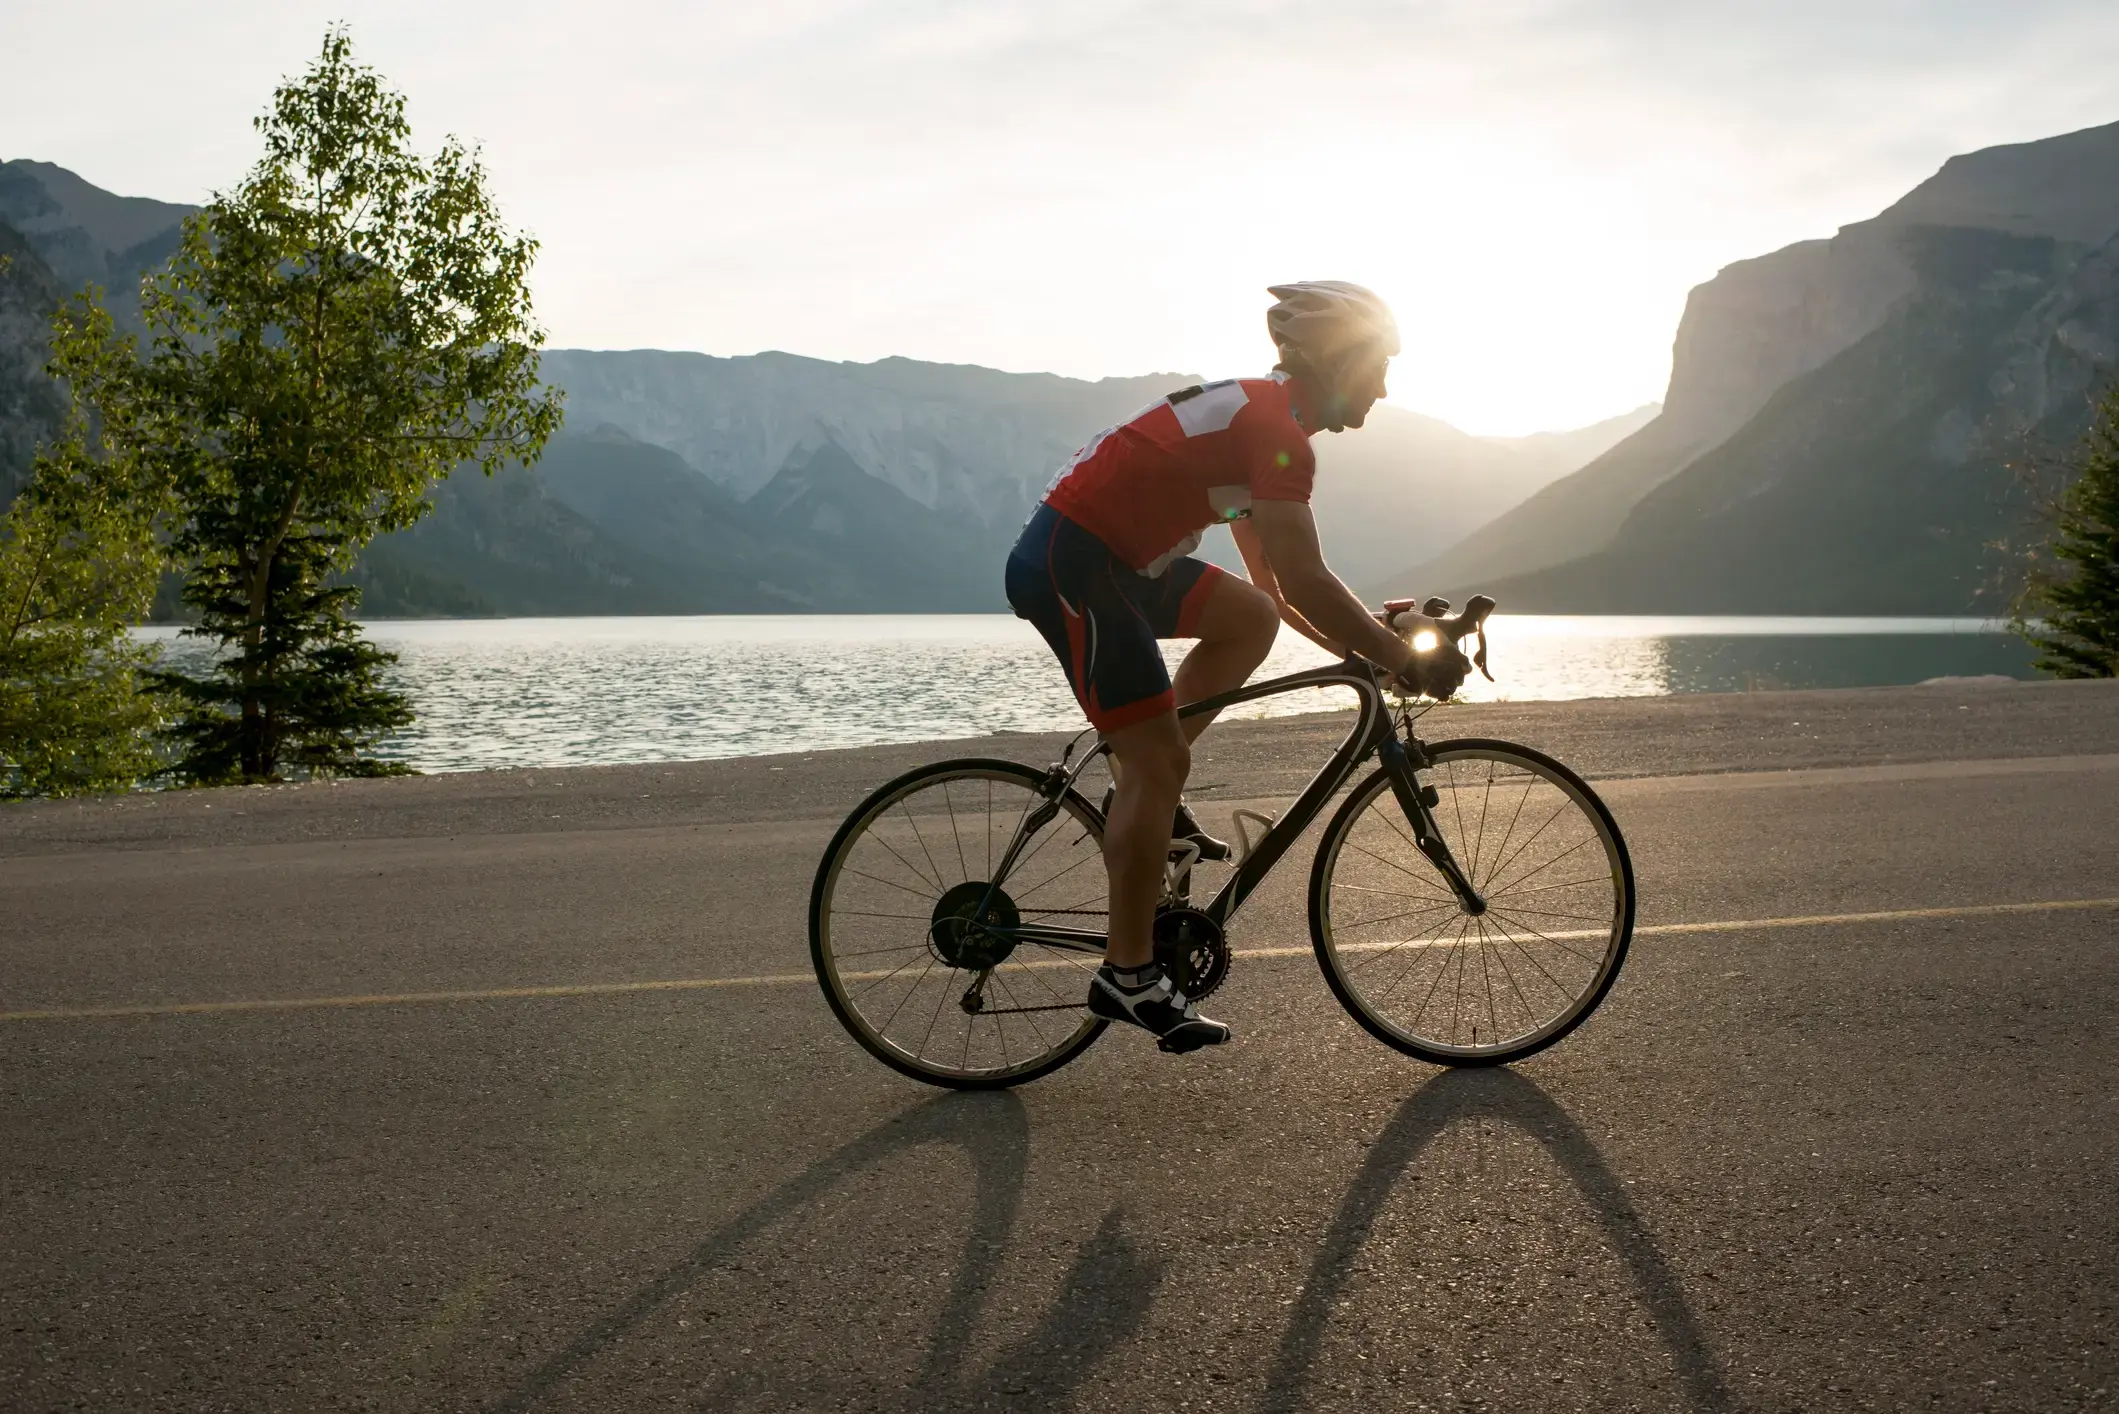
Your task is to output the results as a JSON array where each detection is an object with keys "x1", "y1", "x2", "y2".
[
  {"x1": 1309, "y1": 739, "x2": 1633, "y2": 1066},
  {"x1": 810, "y1": 759, "x2": 1110, "y2": 1088}
]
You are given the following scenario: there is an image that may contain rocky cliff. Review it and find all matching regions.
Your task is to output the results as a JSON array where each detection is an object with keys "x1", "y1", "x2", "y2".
[{"x1": 1390, "y1": 119, "x2": 2119, "y2": 605}]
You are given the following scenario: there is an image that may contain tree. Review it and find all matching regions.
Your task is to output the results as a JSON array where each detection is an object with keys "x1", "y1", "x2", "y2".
[
  {"x1": 83, "y1": 27, "x2": 559, "y2": 782},
  {"x1": 2018, "y1": 378, "x2": 2119, "y2": 678},
  {"x1": 0, "y1": 298, "x2": 166, "y2": 797}
]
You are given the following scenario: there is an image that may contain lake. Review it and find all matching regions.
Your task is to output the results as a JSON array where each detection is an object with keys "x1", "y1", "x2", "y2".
[{"x1": 138, "y1": 616, "x2": 2038, "y2": 774}]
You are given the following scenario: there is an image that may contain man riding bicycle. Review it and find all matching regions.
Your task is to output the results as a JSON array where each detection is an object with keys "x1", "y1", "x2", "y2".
[{"x1": 1006, "y1": 281, "x2": 1472, "y2": 1054}]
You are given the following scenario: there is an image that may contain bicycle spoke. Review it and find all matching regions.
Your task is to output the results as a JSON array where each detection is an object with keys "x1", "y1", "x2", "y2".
[
  {"x1": 1469, "y1": 760, "x2": 1498, "y2": 882},
  {"x1": 872, "y1": 955, "x2": 936, "y2": 1028},
  {"x1": 851, "y1": 831, "x2": 945, "y2": 894},
  {"x1": 1343, "y1": 836, "x2": 1455, "y2": 900},
  {"x1": 898, "y1": 803, "x2": 951, "y2": 892},
  {"x1": 1477, "y1": 796, "x2": 1575, "y2": 899},
  {"x1": 1476, "y1": 774, "x2": 1536, "y2": 893},
  {"x1": 1480, "y1": 900, "x2": 1610, "y2": 925},
  {"x1": 1481, "y1": 919, "x2": 1541, "y2": 1035},
  {"x1": 1485, "y1": 833, "x2": 1599, "y2": 900},
  {"x1": 1487, "y1": 874, "x2": 1611, "y2": 901},
  {"x1": 1486, "y1": 906, "x2": 1607, "y2": 968},
  {"x1": 1403, "y1": 914, "x2": 1472, "y2": 1027},
  {"x1": 941, "y1": 781, "x2": 970, "y2": 883},
  {"x1": 1338, "y1": 896, "x2": 1462, "y2": 941},
  {"x1": 1011, "y1": 848, "x2": 1099, "y2": 902},
  {"x1": 1483, "y1": 911, "x2": 1582, "y2": 998}
]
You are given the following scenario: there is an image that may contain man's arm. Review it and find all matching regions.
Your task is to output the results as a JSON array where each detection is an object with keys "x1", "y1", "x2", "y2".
[
  {"x1": 1244, "y1": 500, "x2": 1427, "y2": 683},
  {"x1": 1230, "y1": 517, "x2": 1340, "y2": 654}
]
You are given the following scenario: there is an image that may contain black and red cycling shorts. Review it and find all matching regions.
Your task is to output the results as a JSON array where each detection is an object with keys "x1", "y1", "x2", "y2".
[{"x1": 1005, "y1": 502, "x2": 1226, "y2": 732}]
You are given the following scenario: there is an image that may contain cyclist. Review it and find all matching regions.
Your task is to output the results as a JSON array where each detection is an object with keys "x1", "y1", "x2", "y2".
[{"x1": 1005, "y1": 280, "x2": 1471, "y2": 1054}]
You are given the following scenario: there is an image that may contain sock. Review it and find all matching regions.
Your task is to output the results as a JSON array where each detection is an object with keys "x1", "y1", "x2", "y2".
[{"x1": 1102, "y1": 961, "x2": 1162, "y2": 990}]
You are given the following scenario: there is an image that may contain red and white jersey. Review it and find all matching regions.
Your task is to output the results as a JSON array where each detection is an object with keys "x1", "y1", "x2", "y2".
[{"x1": 1041, "y1": 372, "x2": 1315, "y2": 576}]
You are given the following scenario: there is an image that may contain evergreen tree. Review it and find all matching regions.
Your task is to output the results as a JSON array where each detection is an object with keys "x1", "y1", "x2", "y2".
[
  {"x1": 71, "y1": 27, "x2": 559, "y2": 782},
  {"x1": 0, "y1": 298, "x2": 167, "y2": 797},
  {"x1": 2020, "y1": 379, "x2": 2119, "y2": 678}
]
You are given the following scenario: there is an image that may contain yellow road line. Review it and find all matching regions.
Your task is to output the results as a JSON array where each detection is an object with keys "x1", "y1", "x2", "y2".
[
  {"x1": 5, "y1": 896, "x2": 2115, "y2": 1024},
  {"x1": 1236, "y1": 895, "x2": 2119, "y2": 959}
]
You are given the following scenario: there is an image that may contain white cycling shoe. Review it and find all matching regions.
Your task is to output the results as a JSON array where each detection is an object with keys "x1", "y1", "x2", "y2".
[{"x1": 1087, "y1": 961, "x2": 1232, "y2": 1054}]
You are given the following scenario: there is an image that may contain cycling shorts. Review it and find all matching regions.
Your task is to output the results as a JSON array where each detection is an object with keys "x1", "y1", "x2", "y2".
[{"x1": 1005, "y1": 502, "x2": 1226, "y2": 732}]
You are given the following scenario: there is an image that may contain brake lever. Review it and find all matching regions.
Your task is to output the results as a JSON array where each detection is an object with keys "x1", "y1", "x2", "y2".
[{"x1": 1471, "y1": 627, "x2": 1493, "y2": 682}]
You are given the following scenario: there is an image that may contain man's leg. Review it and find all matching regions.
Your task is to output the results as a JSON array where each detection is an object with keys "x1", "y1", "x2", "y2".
[
  {"x1": 1101, "y1": 709, "x2": 1190, "y2": 970},
  {"x1": 1092, "y1": 706, "x2": 1231, "y2": 1052},
  {"x1": 1097, "y1": 577, "x2": 1275, "y2": 969},
  {"x1": 1171, "y1": 573, "x2": 1280, "y2": 742}
]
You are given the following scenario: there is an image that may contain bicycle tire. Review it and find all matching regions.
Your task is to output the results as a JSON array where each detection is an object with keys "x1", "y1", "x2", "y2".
[
  {"x1": 810, "y1": 758, "x2": 1111, "y2": 1089},
  {"x1": 1308, "y1": 738, "x2": 1634, "y2": 1066}
]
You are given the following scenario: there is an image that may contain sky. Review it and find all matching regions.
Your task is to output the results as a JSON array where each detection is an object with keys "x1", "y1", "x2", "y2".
[{"x1": 5, "y1": 1, "x2": 2118, "y2": 434}]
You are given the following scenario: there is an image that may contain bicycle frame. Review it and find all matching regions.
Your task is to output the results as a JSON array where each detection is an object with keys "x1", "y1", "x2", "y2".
[{"x1": 985, "y1": 658, "x2": 1487, "y2": 956}]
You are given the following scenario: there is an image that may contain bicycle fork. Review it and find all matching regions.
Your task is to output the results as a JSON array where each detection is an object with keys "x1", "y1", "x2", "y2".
[{"x1": 1379, "y1": 738, "x2": 1488, "y2": 915}]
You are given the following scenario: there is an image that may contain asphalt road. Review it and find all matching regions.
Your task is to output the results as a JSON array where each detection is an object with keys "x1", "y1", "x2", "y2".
[{"x1": 3, "y1": 680, "x2": 2116, "y2": 1412}]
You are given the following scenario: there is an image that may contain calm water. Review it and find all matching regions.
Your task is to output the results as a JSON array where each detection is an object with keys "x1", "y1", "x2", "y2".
[{"x1": 138, "y1": 616, "x2": 2037, "y2": 773}]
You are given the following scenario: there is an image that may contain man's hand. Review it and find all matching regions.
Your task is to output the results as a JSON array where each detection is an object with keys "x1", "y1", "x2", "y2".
[
  {"x1": 1377, "y1": 605, "x2": 1473, "y2": 699},
  {"x1": 1396, "y1": 639, "x2": 1472, "y2": 700}
]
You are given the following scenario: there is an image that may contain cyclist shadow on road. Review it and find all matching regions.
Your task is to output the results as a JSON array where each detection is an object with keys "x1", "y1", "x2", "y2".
[
  {"x1": 1263, "y1": 1066, "x2": 1734, "y2": 1414},
  {"x1": 486, "y1": 1090, "x2": 1159, "y2": 1414}
]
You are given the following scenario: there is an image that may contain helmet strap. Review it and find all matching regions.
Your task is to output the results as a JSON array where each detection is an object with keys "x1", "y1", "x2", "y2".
[{"x1": 1278, "y1": 352, "x2": 1349, "y2": 433}]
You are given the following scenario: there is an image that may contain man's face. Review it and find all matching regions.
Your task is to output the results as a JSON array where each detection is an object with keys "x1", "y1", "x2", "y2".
[{"x1": 1331, "y1": 349, "x2": 1391, "y2": 429}]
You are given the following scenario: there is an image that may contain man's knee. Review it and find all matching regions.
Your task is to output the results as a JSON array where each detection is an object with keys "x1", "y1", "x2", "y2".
[
  {"x1": 1213, "y1": 576, "x2": 1279, "y2": 656},
  {"x1": 1111, "y1": 718, "x2": 1189, "y2": 790}
]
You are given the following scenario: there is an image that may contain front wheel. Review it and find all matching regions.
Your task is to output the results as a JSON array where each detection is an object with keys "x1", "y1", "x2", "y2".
[
  {"x1": 1308, "y1": 739, "x2": 1634, "y2": 1066},
  {"x1": 810, "y1": 759, "x2": 1111, "y2": 1089}
]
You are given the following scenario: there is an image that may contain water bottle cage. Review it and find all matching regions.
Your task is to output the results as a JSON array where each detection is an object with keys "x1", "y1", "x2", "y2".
[{"x1": 1229, "y1": 808, "x2": 1276, "y2": 867}]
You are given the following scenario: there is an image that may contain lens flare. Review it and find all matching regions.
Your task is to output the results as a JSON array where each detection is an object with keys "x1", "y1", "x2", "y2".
[{"x1": 1410, "y1": 629, "x2": 1440, "y2": 653}]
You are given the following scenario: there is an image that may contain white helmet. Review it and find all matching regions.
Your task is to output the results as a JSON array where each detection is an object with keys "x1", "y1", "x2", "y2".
[{"x1": 1264, "y1": 281, "x2": 1401, "y2": 366}]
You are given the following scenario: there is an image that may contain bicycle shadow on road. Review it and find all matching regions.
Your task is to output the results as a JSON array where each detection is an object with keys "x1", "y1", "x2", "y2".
[
  {"x1": 1263, "y1": 1067, "x2": 1734, "y2": 1414},
  {"x1": 486, "y1": 1091, "x2": 1031, "y2": 1412},
  {"x1": 485, "y1": 1089, "x2": 1158, "y2": 1414}
]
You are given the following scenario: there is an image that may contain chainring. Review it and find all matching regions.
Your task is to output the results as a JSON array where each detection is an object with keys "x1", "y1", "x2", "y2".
[{"x1": 1153, "y1": 906, "x2": 1230, "y2": 1001}]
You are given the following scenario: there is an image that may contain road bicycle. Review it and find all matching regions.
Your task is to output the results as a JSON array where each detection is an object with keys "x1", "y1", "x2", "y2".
[{"x1": 809, "y1": 597, "x2": 1635, "y2": 1089}]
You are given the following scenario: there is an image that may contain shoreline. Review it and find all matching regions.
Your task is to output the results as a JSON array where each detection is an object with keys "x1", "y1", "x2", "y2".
[{"x1": 5, "y1": 677, "x2": 2114, "y2": 857}]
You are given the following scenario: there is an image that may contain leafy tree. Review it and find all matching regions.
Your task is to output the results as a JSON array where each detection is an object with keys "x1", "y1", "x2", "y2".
[
  {"x1": 76, "y1": 27, "x2": 559, "y2": 782},
  {"x1": 0, "y1": 299, "x2": 166, "y2": 797},
  {"x1": 2018, "y1": 378, "x2": 2119, "y2": 677}
]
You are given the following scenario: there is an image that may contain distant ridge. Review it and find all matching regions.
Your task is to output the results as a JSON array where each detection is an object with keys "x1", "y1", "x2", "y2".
[{"x1": 0, "y1": 158, "x2": 1658, "y2": 616}]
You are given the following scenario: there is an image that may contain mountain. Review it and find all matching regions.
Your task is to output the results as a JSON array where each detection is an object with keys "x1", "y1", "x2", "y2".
[
  {"x1": 543, "y1": 349, "x2": 1607, "y2": 595},
  {"x1": 539, "y1": 349, "x2": 1188, "y2": 528},
  {"x1": 0, "y1": 219, "x2": 66, "y2": 504},
  {"x1": 1383, "y1": 121, "x2": 2119, "y2": 612},
  {"x1": 1481, "y1": 404, "x2": 1661, "y2": 480},
  {"x1": 0, "y1": 160, "x2": 193, "y2": 331},
  {"x1": 0, "y1": 160, "x2": 192, "y2": 506}
]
